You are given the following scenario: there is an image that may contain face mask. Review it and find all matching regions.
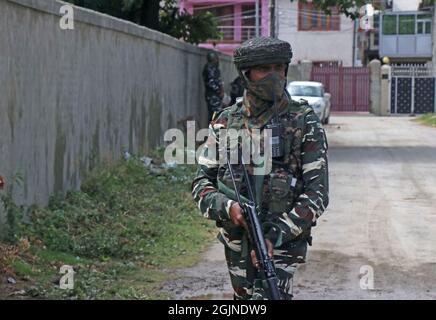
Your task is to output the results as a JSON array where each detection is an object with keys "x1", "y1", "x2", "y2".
[{"x1": 246, "y1": 72, "x2": 286, "y2": 102}]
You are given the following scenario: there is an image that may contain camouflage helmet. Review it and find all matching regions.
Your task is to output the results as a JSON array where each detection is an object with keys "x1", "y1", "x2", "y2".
[
  {"x1": 234, "y1": 37, "x2": 293, "y2": 70},
  {"x1": 207, "y1": 51, "x2": 219, "y2": 63}
]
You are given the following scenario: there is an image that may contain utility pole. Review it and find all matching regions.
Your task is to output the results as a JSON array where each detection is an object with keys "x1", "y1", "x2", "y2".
[
  {"x1": 352, "y1": 19, "x2": 356, "y2": 67},
  {"x1": 269, "y1": 0, "x2": 276, "y2": 37},
  {"x1": 255, "y1": 0, "x2": 260, "y2": 37}
]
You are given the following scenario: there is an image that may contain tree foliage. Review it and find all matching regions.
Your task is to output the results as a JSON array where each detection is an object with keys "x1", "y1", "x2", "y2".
[
  {"x1": 159, "y1": 0, "x2": 222, "y2": 45},
  {"x1": 293, "y1": 0, "x2": 371, "y2": 19},
  {"x1": 420, "y1": 0, "x2": 435, "y2": 9},
  {"x1": 293, "y1": 0, "x2": 435, "y2": 20},
  {"x1": 66, "y1": 0, "x2": 222, "y2": 44}
]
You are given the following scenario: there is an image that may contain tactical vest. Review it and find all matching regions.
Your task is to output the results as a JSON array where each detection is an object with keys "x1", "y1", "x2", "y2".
[{"x1": 217, "y1": 99, "x2": 313, "y2": 219}]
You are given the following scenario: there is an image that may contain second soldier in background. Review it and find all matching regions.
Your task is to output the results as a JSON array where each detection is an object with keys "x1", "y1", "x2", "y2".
[{"x1": 203, "y1": 51, "x2": 224, "y2": 122}]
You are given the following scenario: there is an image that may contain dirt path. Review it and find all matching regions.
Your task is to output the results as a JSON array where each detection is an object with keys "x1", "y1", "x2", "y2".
[{"x1": 165, "y1": 115, "x2": 436, "y2": 300}]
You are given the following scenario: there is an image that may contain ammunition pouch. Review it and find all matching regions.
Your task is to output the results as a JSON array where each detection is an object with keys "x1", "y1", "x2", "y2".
[{"x1": 268, "y1": 173, "x2": 295, "y2": 214}]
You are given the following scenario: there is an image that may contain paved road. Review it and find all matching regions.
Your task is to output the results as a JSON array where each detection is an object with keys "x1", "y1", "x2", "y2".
[{"x1": 166, "y1": 115, "x2": 436, "y2": 300}]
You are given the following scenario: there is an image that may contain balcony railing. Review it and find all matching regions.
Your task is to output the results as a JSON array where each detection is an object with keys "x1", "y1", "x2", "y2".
[
  {"x1": 391, "y1": 63, "x2": 434, "y2": 77},
  {"x1": 207, "y1": 25, "x2": 259, "y2": 43}
]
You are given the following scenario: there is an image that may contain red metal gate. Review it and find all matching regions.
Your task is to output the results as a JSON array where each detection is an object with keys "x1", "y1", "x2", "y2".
[{"x1": 311, "y1": 66, "x2": 370, "y2": 112}]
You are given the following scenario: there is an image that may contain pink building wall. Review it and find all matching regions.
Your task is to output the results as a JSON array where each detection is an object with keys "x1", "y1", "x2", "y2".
[{"x1": 179, "y1": 0, "x2": 270, "y2": 55}]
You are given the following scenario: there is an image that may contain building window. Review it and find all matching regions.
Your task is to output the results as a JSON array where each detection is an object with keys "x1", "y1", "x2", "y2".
[
  {"x1": 417, "y1": 14, "x2": 432, "y2": 34},
  {"x1": 194, "y1": 4, "x2": 234, "y2": 41},
  {"x1": 193, "y1": 3, "x2": 262, "y2": 42},
  {"x1": 382, "y1": 15, "x2": 397, "y2": 35},
  {"x1": 241, "y1": 4, "x2": 260, "y2": 41},
  {"x1": 373, "y1": 14, "x2": 380, "y2": 29},
  {"x1": 383, "y1": 13, "x2": 432, "y2": 35},
  {"x1": 373, "y1": 14, "x2": 380, "y2": 47},
  {"x1": 398, "y1": 15, "x2": 415, "y2": 34},
  {"x1": 424, "y1": 21, "x2": 431, "y2": 34},
  {"x1": 417, "y1": 21, "x2": 424, "y2": 34},
  {"x1": 298, "y1": 1, "x2": 340, "y2": 31}
]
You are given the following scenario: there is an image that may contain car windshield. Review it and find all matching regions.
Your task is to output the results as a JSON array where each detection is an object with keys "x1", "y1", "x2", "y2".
[{"x1": 288, "y1": 85, "x2": 323, "y2": 97}]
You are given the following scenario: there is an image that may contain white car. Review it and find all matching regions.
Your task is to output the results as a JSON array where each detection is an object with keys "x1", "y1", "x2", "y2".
[{"x1": 287, "y1": 81, "x2": 331, "y2": 124}]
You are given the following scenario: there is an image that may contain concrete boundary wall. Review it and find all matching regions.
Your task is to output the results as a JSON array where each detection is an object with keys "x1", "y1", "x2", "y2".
[{"x1": 0, "y1": 0, "x2": 237, "y2": 233}]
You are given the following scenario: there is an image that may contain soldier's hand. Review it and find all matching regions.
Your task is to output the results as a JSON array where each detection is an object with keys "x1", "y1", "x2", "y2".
[
  {"x1": 229, "y1": 202, "x2": 248, "y2": 230},
  {"x1": 250, "y1": 239, "x2": 274, "y2": 270}
]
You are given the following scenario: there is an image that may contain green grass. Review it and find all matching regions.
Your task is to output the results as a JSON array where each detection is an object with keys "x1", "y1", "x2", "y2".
[
  {"x1": 0, "y1": 150, "x2": 215, "y2": 299},
  {"x1": 11, "y1": 259, "x2": 37, "y2": 277},
  {"x1": 418, "y1": 113, "x2": 436, "y2": 127},
  {"x1": 36, "y1": 249, "x2": 90, "y2": 266}
]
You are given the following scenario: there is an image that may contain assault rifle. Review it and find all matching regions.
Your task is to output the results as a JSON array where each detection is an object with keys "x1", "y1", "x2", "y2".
[{"x1": 224, "y1": 148, "x2": 282, "y2": 300}]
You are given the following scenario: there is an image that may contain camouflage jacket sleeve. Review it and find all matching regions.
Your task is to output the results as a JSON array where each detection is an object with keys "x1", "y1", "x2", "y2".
[
  {"x1": 191, "y1": 116, "x2": 235, "y2": 222},
  {"x1": 203, "y1": 65, "x2": 222, "y2": 95},
  {"x1": 265, "y1": 110, "x2": 329, "y2": 246}
]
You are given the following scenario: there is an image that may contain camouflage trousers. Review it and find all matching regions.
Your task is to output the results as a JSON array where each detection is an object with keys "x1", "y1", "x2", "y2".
[{"x1": 223, "y1": 238, "x2": 307, "y2": 300}]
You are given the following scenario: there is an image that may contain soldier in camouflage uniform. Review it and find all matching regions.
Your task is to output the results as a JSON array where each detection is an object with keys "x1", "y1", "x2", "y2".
[
  {"x1": 203, "y1": 51, "x2": 224, "y2": 122},
  {"x1": 192, "y1": 37, "x2": 329, "y2": 300}
]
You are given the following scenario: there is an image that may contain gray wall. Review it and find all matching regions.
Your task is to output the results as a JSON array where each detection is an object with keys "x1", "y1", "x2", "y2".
[
  {"x1": 0, "y1": 0, "x2": 237, "y2": 234},
  {"x1": 287, "y1": 60, "x2": 313, "y2": 83}
]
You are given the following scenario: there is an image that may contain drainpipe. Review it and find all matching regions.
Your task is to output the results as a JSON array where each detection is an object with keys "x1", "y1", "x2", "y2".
[
  {"x1": 352, "y1": 19, "x2": 357, "y2": 67},
  {"x1": 255, "y1": 0, "x2": 260, "y2": 37},
  {"x1": 269, "y1": 0, "x2": 276, "y2": 37}
]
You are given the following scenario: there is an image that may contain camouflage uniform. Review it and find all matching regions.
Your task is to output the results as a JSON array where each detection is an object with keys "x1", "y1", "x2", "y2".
[
  {"x1": 203, "y1": 51, "x2": 223, "y2": 122},
  {"x1": 230, "y1": 76, "x2": 244, "y2": 106},
  {"x1": 192, "y1": 38, "x2": 329, "y2": 300}
]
